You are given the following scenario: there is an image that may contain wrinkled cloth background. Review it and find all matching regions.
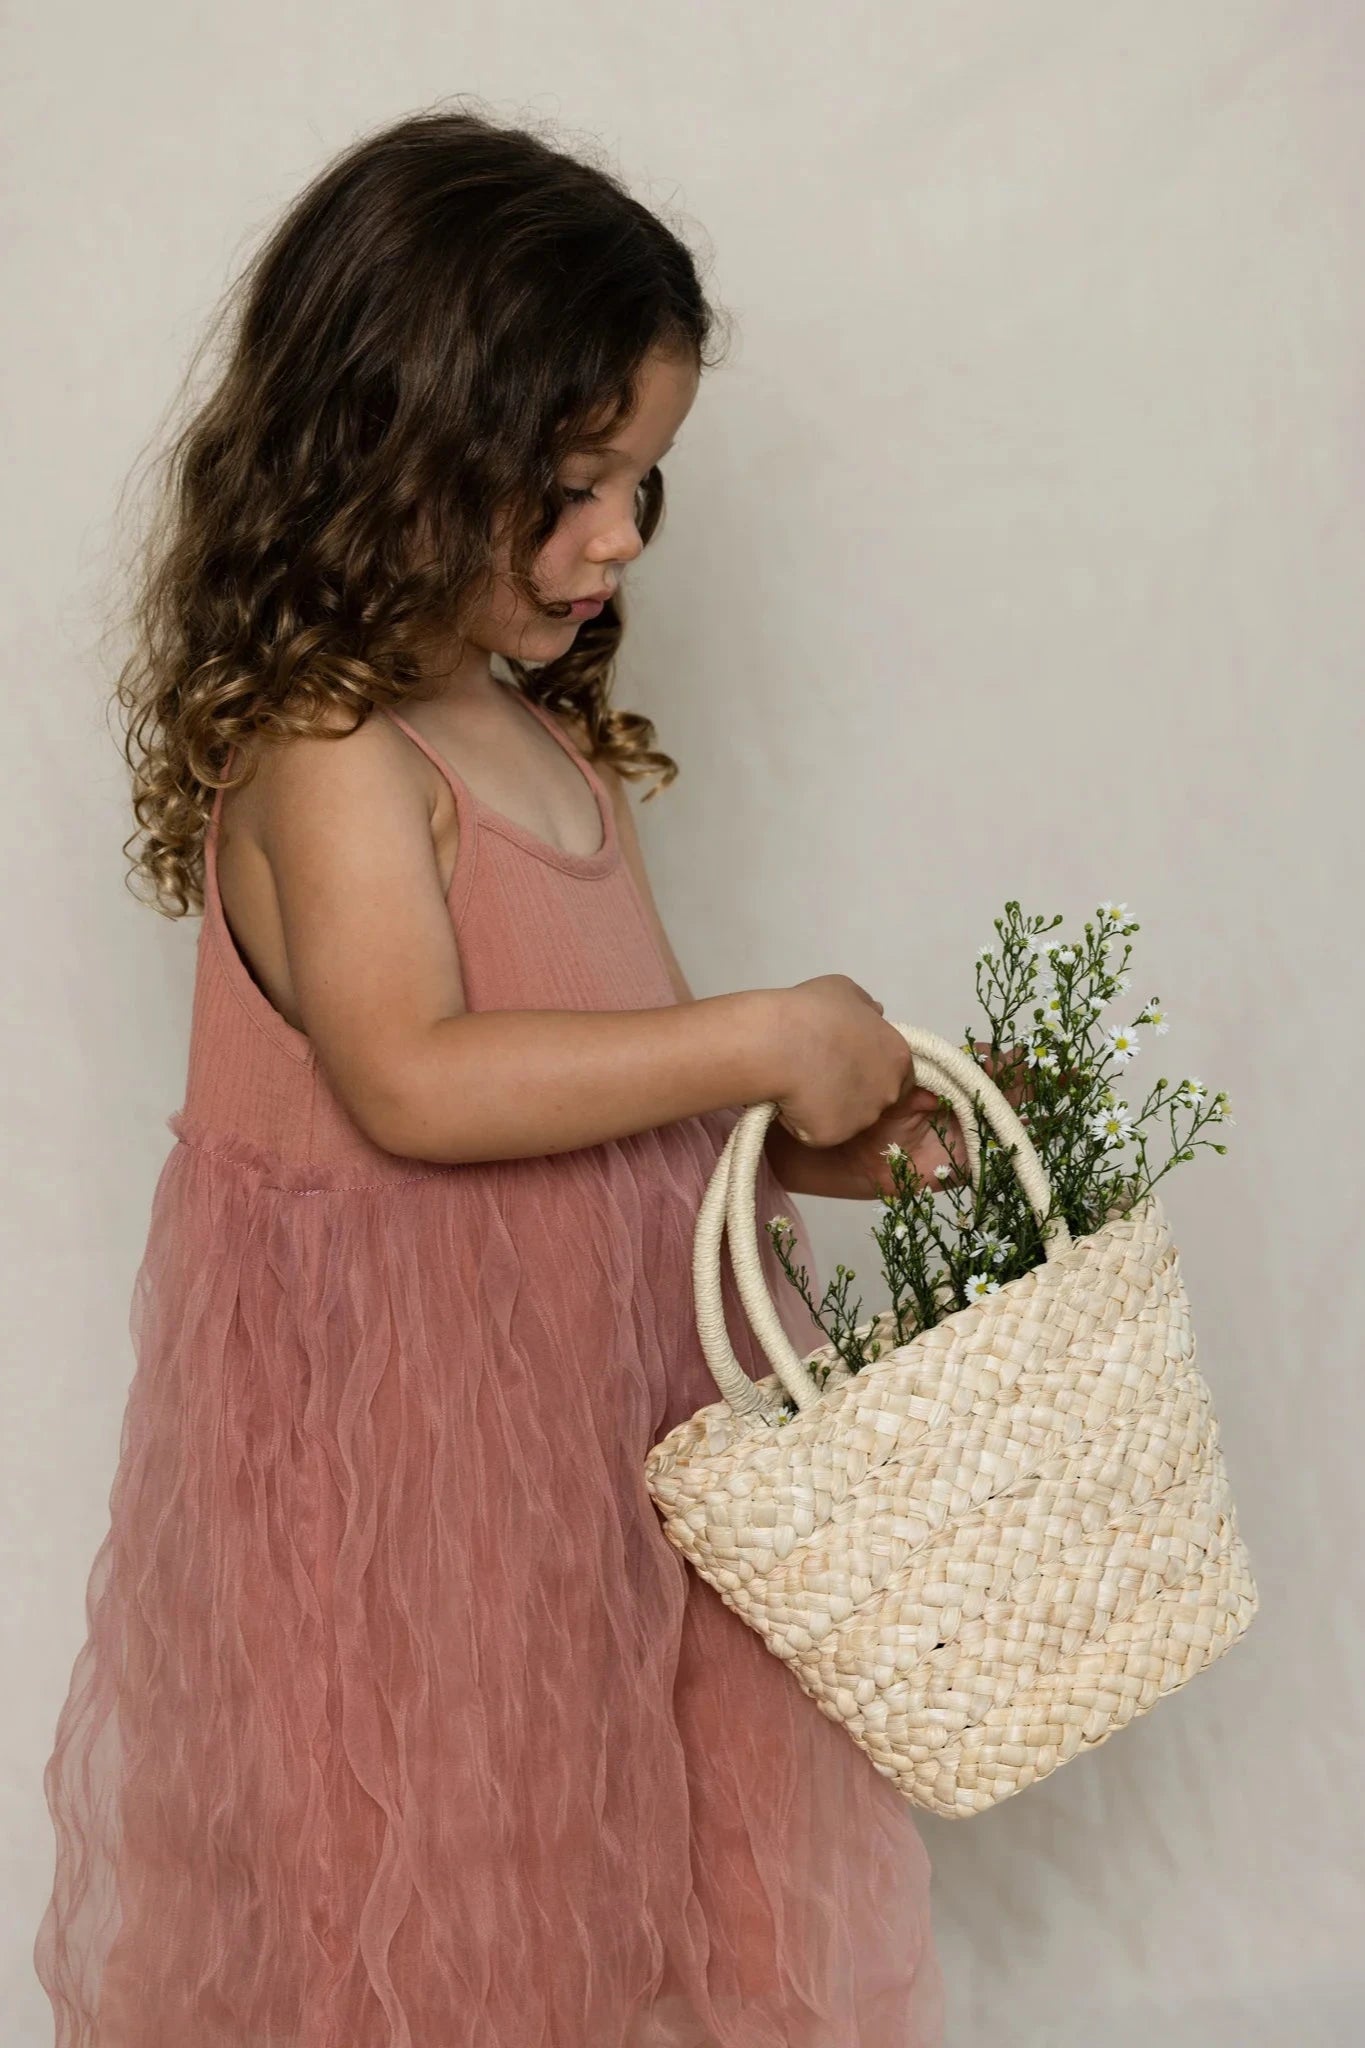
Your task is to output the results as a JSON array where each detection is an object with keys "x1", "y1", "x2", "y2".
[{"x1": 5, "y1": 3, "x2": 1361, "y2": 2042}]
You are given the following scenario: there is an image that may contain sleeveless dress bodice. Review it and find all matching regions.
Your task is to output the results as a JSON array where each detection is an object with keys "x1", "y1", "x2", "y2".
[{"x1": 173, "y1": 688, "x2": 685, "y2": 1187}]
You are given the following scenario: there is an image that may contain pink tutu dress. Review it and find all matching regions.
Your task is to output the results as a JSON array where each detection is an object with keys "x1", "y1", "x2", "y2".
[{"x1": 34, "y1": 686, "x2": 944, "y2": 2048}]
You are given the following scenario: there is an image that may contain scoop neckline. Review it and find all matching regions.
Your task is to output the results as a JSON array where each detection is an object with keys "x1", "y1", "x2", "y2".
[
  {"x1": 481, "y1": 680, "x2": 621, "y2": 874},
  {"x1": 407, "y1": 682, "x2": 622, "y2": 878}
]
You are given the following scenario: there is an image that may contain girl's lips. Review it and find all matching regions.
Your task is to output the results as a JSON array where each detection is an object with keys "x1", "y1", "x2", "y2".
[{"x1": 568, "y1": 598, "x2": 604, "y2": 618}]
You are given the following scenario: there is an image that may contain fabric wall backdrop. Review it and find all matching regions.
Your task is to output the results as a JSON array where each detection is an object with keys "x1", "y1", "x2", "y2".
[{"x1": 4, "y1": 4, "x2": 1360, "y2": 2043}]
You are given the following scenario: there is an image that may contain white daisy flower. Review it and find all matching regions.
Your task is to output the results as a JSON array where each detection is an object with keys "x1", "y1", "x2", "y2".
[
  {"x1": 965, "y1": 1271, "x2": 1001, "y2": 1301},
  {"x1": 970, "y1": 1228, "x2": 1015, "y2": 1264},
  {"x1": 1137, "y1": 1001, "x2": 1170, "y2": 1034},
  {"x1": 1105, "y1": 1024, "x2": 1141, "y2": 1064},
  {"x1": 1097, "y1": 900, "x2": 1132, "y2": 927},
  {"x1": 1090, "y1": 1104, "x2": 1134, "y2": 1148},
  {"x1": 1177, "y1": 1079, "x2": 1206, "y2": 1107},
  {"x1": 882, "y1": 1141, "x2": 906, "y2": 1161}
]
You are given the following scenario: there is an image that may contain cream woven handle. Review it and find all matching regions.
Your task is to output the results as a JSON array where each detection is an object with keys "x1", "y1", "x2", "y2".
[{"x1": 696, "y1": 1023, "x2": 1073, "y2": 1416}]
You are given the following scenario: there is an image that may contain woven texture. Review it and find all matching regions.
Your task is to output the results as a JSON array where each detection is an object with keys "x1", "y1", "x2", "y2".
[{"x1": 644, "y1": 1025, "x2": 1259, "y2": 1819}]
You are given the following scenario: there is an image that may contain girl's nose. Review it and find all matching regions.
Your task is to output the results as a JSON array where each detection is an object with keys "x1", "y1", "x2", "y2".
[{"x1": 592, "y1": 516, "x2": 645, "y2": 566}]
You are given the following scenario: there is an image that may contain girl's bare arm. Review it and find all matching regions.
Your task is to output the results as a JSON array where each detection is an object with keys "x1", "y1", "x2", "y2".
[{"x1": 256, "y1": 714, "x2": 788, "y2": 1165}]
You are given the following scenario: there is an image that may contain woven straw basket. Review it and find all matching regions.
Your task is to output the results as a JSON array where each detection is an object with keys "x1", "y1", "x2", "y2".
[{"x1": 644, "y1": 1024, "x2": 1259, "y2": 1818}]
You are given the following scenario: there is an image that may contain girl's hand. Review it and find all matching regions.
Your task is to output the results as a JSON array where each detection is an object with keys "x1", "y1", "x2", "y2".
[
  {"x1": 764, "y1": 1041, "x2": 1035, "y2": 1201},
  {"x1": 835, "y1": 1040, "x2": 1035, "y2": 1199}
]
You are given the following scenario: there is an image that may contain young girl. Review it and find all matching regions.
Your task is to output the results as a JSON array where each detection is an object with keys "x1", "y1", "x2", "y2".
[{"x1": 35, "y1": 107, "x2": 952, "y2": 2048}]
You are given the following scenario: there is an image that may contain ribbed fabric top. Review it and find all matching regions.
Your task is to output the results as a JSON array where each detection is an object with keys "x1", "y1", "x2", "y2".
[{"x1": 171, "y1": 685, "x2": 680, "y2": 1187}]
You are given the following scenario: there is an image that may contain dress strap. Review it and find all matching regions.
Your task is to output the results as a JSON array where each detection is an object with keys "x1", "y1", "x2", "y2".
[
  {"x1": 380, "y1": 691, "x2": 619, "y2": 876},
  {"x1": 379, "y1": 704, "x2": 476, "y2": 809}
]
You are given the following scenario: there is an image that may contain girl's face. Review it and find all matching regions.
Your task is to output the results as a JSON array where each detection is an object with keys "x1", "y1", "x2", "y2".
[{"x1": 475, "y1": 345, "x2": 700, "y2": 666}]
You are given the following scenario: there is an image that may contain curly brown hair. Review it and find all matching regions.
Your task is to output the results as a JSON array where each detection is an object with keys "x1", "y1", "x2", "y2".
[{"x1": 111, "y1": 100, "x2": 730, "y2": 916}]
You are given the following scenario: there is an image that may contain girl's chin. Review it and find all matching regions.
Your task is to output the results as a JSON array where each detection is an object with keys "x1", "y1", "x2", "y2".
[{"x1": 488, "y1": 616, "x2": 576, "y2": 660}]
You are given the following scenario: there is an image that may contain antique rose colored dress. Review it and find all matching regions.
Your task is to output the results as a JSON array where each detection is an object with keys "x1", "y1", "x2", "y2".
[{"x1": 34, "y1": 685, "x2": 944, "y2": 2047}]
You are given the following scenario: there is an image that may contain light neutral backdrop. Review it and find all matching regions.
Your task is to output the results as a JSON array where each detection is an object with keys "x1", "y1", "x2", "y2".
[{"x1": 5, "y1": 5, "x2": 1362, "y2": 2043}]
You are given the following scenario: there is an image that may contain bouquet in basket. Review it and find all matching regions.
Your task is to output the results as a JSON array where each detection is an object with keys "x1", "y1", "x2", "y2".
[
  {"x1": 764, "y1": 898, "x2": 1235, "y2": 1408},
  {"x1": 642, "y1": 895, "x2": 1257, "y2": 1818}
]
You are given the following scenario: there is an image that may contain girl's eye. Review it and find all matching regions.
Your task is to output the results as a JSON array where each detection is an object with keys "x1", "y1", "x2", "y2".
[{"x1": 559, "y1": 470, "x2": 657, "y2": 508}]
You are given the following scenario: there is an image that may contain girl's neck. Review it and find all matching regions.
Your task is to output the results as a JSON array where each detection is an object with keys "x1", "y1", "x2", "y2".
[{"x1": 409, "y1": 625, "x2": 504, "y2": 710}]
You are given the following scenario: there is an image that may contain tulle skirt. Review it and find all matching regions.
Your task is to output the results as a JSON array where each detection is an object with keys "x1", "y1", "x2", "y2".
[{"x1": 34, "y1": 1106, "x2": 943, "y2": 2048}]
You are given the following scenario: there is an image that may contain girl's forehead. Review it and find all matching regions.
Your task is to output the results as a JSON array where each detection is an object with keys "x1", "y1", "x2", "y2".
[
  {"x1": 572, "y1": 378, "x2": 696, "y2": 465},
  {"x1": 572, "y1": 352, "x2": 698, "y2": 445}
]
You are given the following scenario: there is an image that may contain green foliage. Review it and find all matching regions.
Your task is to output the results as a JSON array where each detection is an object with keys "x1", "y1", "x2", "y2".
[{"x1": 763, "y1": 899, "x2": 1234, "y2": 1418}]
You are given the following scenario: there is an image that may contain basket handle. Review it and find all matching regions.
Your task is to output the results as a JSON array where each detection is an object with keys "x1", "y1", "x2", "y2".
[{"x1": 695, "y1": 1023, "x2": 1074, "y2": 1417}]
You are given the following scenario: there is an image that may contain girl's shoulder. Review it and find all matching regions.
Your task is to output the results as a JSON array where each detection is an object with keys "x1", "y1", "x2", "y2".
[
  {"x1": 218, "y1": 702, "x2": 450, "y2": 883},
  {"x1": 212, "y1": 701, "x2": 460, "y2": 1043},
  {"x1": 221, "y1": 701, "x2": 403, "y2": 815}
]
